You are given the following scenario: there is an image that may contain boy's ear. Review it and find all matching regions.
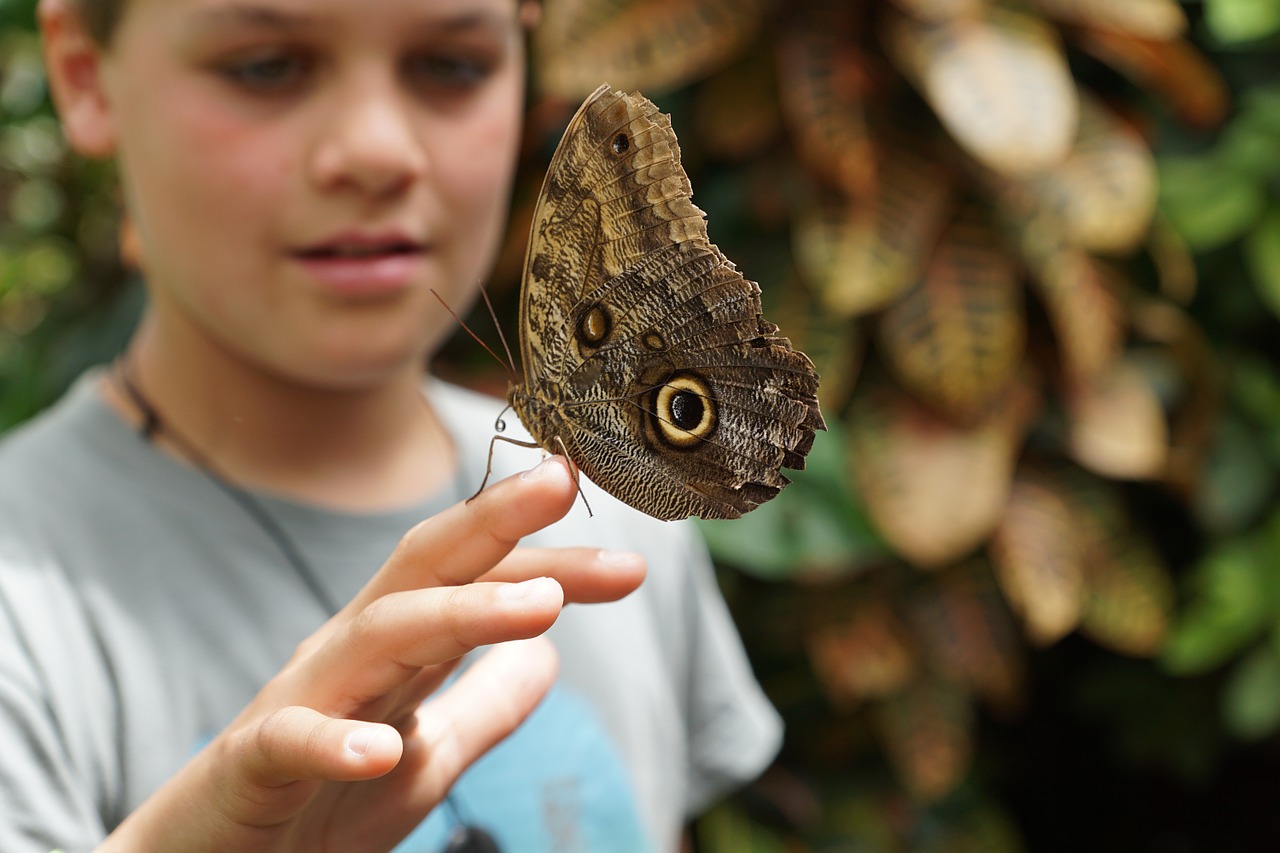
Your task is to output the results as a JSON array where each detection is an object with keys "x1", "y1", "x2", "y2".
[{"x1": 38, "y1": 0, "x2": 116, "y2": 158}]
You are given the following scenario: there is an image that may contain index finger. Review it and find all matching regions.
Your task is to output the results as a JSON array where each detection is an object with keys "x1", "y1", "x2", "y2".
[{"x1": 341, "y1": 455, "x2": 577, "y2": 619}]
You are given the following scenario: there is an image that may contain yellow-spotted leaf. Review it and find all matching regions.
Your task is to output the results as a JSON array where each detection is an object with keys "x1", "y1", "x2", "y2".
[
  {"x1": 988, "y1": 468, "x2": 1085, "y2": 645},
  {"x1": 1057, "y1": 469, "x2": 1175, "y2": 656},
  {"x1": 847, "y1": 376, "x2": 1037, "y2": 568},
  {"x1": 534, "y1": 0, "x2": 771, "y2": 98},
  {"x1": 908, "y1": 563, "x2": 1026, "y2": 714},
  {"x1": 885, "y1": 7, "x2": 1078, "y2": 174},
  {"x1": 1023, "y1": 96, "x2": 1159, "y2": 254},
  {"x1": 873, "y1": 678, "x2": 974, "y2": 801},
  {"x1": 1029, "y1": 0, "x2": 1187, "y2": 39},
  {"x1": 876, "y1": 208, "x2": 1024, "y2": 421},
  {"x1": 795, "y1": 145, "x2": 954, "y2": 318},
  {"x1": 1074, "y1": 28, "x2": 1229, "y2": 131},
  {"x1": 807, "y1": 601, "x2": 919, "y2": 707},
  {"x1": 1027, "y1": 247, "x2": 1125, "y2": 383},
  {"x1": 1066, "y1": 356, "x2": 1169, "y2": 480},
  {"x1": 777, "y1": 5, "x2": 877, "y2": 198}
]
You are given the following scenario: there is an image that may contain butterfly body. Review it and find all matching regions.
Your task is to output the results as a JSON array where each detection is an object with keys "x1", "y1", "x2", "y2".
[{"x1": 509, "y1": 85, "x2": 824, "y2": 521}]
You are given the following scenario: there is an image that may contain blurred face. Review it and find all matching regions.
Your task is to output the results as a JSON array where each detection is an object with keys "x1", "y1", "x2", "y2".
[{"x1": 96, "y1": 0, "x2": 526, "y2": 388}]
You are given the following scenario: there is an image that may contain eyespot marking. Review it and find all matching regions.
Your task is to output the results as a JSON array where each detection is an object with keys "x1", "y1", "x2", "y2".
[
  {"x1": 611, "y1": 133, "x2": 630, "y2": 155},
  {"x1": 651, "y1": 373, "x2": 716, "y2": 448},
  {"x1": 577, "y1": 304, "x2": 612, "y2": 347}
]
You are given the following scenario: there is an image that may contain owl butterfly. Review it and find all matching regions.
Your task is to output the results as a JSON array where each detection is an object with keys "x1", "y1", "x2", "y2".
[{"x1": 502, "y1": 84, "x2": 825, "y2": 521}]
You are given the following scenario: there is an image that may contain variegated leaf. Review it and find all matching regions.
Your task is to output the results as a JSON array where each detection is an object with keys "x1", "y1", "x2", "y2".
[
  {"x1": 988, "y1": 467, "x2": 1086, "y2": 645},
  {"x1": 1023, "y1": 96, "x2": 1159, "y2": 254},
  {"x1": 796, "y1": 144, "x2": 953, "y2": 318},
  {"x1": 1066, "y1": 356, "x2": 1169, "y2": 480},
  {"x1": 873, "y1": 678, "x2": 974, "y2": 801},
  {"x1": 1027, "y1": 247, "x2": 1125, "y2": 383},
  {"x1": 847, "y1": 375, "x2": 1037, "y2": 568},
  {"x1": 693, "y1": 55, "x2": 783, "y2": 161},
  {"x1": 908, "y1": 562, "x2": 1026, "y2": 713},
  {"x1": 1057, "y1": 468, "x2": 1175, "y2": 656},
  {"x1": 888, "y1": 0, "x2": 986, "y2": 24},
  {"x1": 776, "y1": 3, "x2": 877, "y2": 198},
  {"x1": 876, "y1": 207, "x2": 1024, "y2": 421},
  {"x1": 1029, "y1": 0, "x2": 1187, "y2": 39},
  {"x1": 1074, "y1": 28, "x2": 1229, "y2": 131},
  {"x1": 534, "y1": 0, "x2": 771, "y2": 98},
  {"x1": 885, "y1": 7, "x2": 1078, "y2": 174},
  {"x1": 807, "y1": 601, "x2": 919, "y2": 707}
]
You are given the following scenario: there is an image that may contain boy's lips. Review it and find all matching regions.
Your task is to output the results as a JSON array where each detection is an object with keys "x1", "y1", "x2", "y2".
[{"x1": 292, "y1": 231, "x2": 429, "y2": 296}]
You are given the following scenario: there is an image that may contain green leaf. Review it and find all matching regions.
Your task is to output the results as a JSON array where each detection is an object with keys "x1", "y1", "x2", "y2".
[
  {"x1": 1244, "y1": 205, "x2": 1280, "y2": 320},
  {"x1": 1205, "y1": 0, "x2": 1280, "y2": 44},
  {"x1": 1222, "y1": 644, "x2": 1280, "y2": 739},
  {"x1": 1195, "y1": 413, "x2": 1278, "y2": 533},
  {"x1": 1158, "y1": 156, "x2": 1267, "y2": 250},
  {"x1": 697, "y1": 423, "x2": 889, "y2": 580},
  {"x1": 1161, "y1": 541, "x2": 1278, "y2": 674}
]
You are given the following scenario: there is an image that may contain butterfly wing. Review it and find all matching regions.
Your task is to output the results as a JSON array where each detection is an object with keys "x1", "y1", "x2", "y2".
[{"x1": 515, "y1": 85, "x2": 824, "y2": 520}]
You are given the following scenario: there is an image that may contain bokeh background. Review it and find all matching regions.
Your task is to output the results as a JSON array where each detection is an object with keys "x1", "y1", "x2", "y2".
[{"x1": 4, "y1": 0, "x2": 1280, "y2": 849}]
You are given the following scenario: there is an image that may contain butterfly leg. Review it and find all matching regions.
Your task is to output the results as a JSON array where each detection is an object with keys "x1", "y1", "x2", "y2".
[
  {"x1": 468, "y1": 433, "x2": 544, "y2": 503},
  {"x1": 552, "y1": 435, "x2": 594, "y2": 518}
]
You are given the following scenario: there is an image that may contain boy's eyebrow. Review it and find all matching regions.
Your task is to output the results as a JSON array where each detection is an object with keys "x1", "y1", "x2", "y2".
[
  {"x1": 185, "y1": 4, "x2": 316, "y2": 33},
  {"x1": 184, "y1": 4, "x2": 514, "y2": 35}
]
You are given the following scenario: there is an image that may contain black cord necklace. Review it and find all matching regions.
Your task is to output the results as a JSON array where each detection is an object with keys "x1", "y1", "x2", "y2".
[{"x1": 112, "y1": 357, "x2": 501, "y2": 853}]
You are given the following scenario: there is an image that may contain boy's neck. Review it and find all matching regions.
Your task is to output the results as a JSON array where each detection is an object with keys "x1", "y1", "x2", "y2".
[{"x1": 103, "y1": 315, "x2": 456, "y2": 513}]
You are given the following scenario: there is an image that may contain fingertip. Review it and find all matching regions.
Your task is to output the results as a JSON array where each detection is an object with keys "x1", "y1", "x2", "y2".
[{"x1": 343, "y1": 724, "x2": 403, "y2": 772}]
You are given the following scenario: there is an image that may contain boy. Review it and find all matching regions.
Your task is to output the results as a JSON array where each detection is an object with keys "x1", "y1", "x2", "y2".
[{"x1": 0, "y1": 0, "x2": 781, "y2": 850}]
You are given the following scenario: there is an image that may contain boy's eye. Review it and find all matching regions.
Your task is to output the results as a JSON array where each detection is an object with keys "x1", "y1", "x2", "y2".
[
  {"x1": 220, "y1": 53, "x2": 312, "y2": 91},
  {"x1": 406, "y1": 53, "x2": 493, "y2": 90}
]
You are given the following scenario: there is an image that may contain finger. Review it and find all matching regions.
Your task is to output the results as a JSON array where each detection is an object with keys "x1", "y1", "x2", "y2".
[
  {"x1": 307, "y1": 578, "x2": 565, "y2": 715},
  {"x1": 398, "y1": 637, "x2": 560, "y2": 807},
  {"x1": 481, "y1": 547, "x2": 646, "y2": 604},
  {"x1": 215, "y1": 707, "x2": 403, "y2": 826},
  {"x1": 342, "y1": 456, "x2": 577, "y2": 618}
]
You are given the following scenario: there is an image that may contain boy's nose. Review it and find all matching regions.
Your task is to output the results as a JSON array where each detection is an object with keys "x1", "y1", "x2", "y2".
[{"x1": 309, "y1": 82, "x2": 428, "y2": 198}]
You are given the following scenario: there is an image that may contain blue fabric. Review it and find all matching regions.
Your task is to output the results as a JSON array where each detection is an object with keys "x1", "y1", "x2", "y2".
[{"x1": 395, "y1": 682, "x2": 651, "y2": 853}]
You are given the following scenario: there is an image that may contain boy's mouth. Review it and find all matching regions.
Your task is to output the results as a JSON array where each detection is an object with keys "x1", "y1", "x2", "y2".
[
  {"x1": 292, "y1": 232, "x2": 428, "y2": 295},
  {"x1": 295, "y1": 239, "x2": 424, "y2": 260}
]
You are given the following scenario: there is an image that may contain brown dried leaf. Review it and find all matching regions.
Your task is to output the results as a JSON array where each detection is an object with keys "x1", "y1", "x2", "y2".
[
  {"x1": 885, "y1": 7, "x2": 1078, "y2": 174},
  {"x1": 873, "y1": 679, "x2": 974, "y2": 801},
  {"x1": 1024, "y1": 97, "x2": 1158, "y2": 254},
  {"x1": 807, "y1": 601, "x2": 919, "y2": 707},
  {"x1": 988, "y1": 468, "x2": 1086, "y2": 645},
  {"x1": 534, "y1": 0, "x2": 771, "y2": 98},
  {"x1": 776, "y1": 5, "x2": 877, "y2": 198},
  {"x1": 1029, "y1": 0, "x2": 1187, "y2": 39},
  {"x1": 796, "y1": 145, "x2": 953, "y2": 318},
  {"x1": 847, "y1": 376, "x2": 1036, "y2": 568},
  {"x1": 909, "y1": 563, "x2": 1026, "y2": 713},
  {"x1": 1066, "y1": 356, "x2": 1169, "y2": 480},
  {"x1": 876, "y1": 208, "x2": 1024, "y2": 421},
  {"x1": 1074, "y1": 29, "x2": 1229, "y2": 131}
]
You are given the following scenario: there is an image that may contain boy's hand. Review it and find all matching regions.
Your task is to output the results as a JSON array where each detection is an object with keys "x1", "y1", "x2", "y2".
[{"x1": 99, "y1": 457, "x2": 644, "y2": 852}]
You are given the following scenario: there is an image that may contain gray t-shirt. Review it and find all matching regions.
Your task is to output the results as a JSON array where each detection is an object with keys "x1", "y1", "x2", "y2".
[{"x1": 0, "y1": 370, "x2": 781, "y2": 853}]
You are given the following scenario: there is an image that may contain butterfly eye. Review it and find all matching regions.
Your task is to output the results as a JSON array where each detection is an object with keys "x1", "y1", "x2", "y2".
[
  {"x1": 651, "y1": 374, "x2": 717, "y2": 448},
  {"x1": 611, "y1": 133, "x2": 630, "y2": 155}
]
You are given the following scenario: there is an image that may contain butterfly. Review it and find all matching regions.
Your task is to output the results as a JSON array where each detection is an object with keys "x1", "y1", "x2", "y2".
[{"x1": 497, "y1": 84, "x2": 824, "y2": 521}]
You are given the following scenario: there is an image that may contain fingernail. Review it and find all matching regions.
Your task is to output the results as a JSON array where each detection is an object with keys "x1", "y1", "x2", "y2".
[
  {"x1": 345, "y1": 727, "x2": 384, "y2": 759},
  {"x1": 500, "y1": 576, "x2": 560, "y2": 602},
  {"x1": 520, "y1": 456, "x2": 560, "y2": 481},
  {"x1": 598, "y1": 549, "x2": 643, "y2": 570}
]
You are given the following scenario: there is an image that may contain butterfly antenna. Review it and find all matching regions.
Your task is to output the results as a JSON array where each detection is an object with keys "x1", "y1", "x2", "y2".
[
  {"x1": 478, "y1": 284, "x2": 519, "y2": 377},
  {"x1": 431, "y1": 288, "x2": 516, "y2": 382}
]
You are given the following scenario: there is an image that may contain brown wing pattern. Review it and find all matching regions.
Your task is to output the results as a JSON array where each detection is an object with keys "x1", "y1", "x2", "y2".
[{"x1": 512, "y1": 85, "x2": 824, "y2": 520}]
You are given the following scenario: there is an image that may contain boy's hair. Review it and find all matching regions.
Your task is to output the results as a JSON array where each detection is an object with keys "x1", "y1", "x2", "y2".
[{"x1": 76, "y1": 0, "x2": 124, "y2": 46}]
